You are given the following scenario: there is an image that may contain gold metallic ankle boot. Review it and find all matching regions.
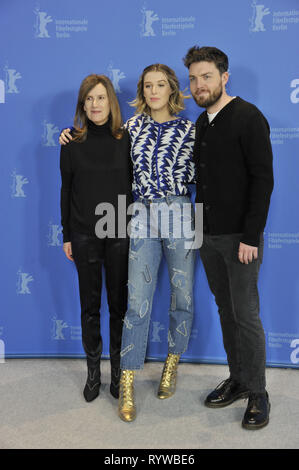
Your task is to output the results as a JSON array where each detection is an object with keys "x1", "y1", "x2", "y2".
[
  {"x1": 158, "y1": 353, "x2": 180, "y2": 399},
  {"x1": 118, "y1": 370, "x2": 136, "y2": 422}
]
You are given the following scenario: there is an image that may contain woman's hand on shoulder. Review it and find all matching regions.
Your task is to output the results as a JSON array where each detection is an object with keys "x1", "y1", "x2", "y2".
[{"x1": 59, "y1": 128, "x2": 72, "y2": 145}]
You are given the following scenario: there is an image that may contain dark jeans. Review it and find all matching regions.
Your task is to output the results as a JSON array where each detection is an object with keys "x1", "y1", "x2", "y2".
[
  {"x1": 71, "y1": 231, "x2": 129, "y2": 369},
  {"x1": 199, "y1": 233, "x2": 266, "y2": 393}
]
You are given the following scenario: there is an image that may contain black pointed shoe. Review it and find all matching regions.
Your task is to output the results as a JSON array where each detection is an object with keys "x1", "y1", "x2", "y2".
[
  {"x1": 205, "y1": 377, "x2": 249, "y2": 408},
  {"x1": 110, "y1": 367, "x2": 120, "y2": 399},
  {"x1": 242, "y1": 392, "x2": 270, "y2": 430},
  {"x1": 83, "y1": 365, "x2": 101, "y2": 402}
]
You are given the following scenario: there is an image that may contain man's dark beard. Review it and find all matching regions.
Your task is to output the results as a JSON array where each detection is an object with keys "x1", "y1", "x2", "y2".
[{"x1": 193, "y1": 83, "x2": 223, "y2": 109}]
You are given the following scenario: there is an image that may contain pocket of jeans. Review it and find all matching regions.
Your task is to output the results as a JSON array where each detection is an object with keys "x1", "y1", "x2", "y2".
[{"x1": 230, "y1": 234, "x2": 244, "y2": 263}]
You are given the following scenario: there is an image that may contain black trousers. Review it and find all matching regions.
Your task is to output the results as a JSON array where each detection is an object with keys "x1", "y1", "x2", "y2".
[
  {"x1": 71, "y1": 231, "x2": 129, "y2": 369},
  {"x1": 199, "y1": 233, "x2": 266, "y2": 393}
]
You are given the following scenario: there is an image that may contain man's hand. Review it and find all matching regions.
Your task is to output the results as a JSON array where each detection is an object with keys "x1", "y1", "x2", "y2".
[
  {"x1": 59, "y1": 128, "x2": 72, "y2": 145},
  {"x1": 238, "y1": 242, "x2": 258, "y2": 264}
]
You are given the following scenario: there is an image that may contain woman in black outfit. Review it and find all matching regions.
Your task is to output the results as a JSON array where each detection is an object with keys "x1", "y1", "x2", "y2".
[{"x1": 60, "y1": 74, "x2": 132, "y2": 401}]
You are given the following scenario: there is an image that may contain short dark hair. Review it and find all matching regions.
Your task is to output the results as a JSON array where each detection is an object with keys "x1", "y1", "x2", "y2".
[{"x1": 183, "y1": 46, "x2": 228, "y2": 74}]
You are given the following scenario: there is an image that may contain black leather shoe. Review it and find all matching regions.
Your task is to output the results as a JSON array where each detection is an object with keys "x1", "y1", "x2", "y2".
[
  {"x1": 242, "y1": 392, "x2": 270, "y2": 430},
  {"x1": 83, "y1": 365, "x2": 101, "y2": 402},
  {"x1": 205, "y1": 378, "x2": 249, "y2": 408},
  {"x1": 110, "y1": 367, "x2": 120, "y2": 399}
]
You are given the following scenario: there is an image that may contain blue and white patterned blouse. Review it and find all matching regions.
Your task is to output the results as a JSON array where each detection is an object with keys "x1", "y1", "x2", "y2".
[{"x1": 125, "y1": 113, "x2": 195, "y2": 200}]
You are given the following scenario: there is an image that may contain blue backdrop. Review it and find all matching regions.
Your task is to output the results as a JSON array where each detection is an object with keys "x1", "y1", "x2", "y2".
[{"x1": 1, "y1": 0, "x2": 298, "y2": 368}]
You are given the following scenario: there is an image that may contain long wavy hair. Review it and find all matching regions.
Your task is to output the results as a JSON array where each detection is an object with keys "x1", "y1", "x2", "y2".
[
  {"x1": 130, "y1": 63, "x2": 189, "y2": 116},
  {"x1": 73, "y1": 74, "x2": 123, "y2": 142}
]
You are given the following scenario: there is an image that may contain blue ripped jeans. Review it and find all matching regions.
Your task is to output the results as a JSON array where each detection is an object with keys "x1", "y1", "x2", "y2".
[{"x1": 120, "y1": 195, "x2": 195, "y2": 370}]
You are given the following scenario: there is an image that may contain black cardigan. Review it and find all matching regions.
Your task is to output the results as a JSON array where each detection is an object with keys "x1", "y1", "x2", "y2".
[
  {"x1": 60, "y1": 119, "x2": 133, "y2": 242},
  {"x1": 193, "y1": 97, "x2": 274, "y2": 247}
]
